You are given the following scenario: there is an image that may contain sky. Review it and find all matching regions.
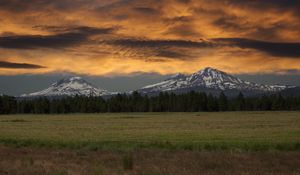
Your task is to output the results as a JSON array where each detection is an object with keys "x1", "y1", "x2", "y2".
[{"x1": 0, "y1": 0, "x2": 300, "y2": 95}]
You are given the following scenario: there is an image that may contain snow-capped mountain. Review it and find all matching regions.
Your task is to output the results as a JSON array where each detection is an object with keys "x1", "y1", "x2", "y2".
[
  {"x1": 21, "y1": 77, "x2": 116, "y2": 97},
  {"x1": 19, "y1": 68, "x2": 296, "y2": 98},
  {"x1": 139, "y1": 67, "x2": 290, "y2": 95}
]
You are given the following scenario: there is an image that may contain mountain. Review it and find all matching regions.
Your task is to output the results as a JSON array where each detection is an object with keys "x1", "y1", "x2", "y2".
[
  {"x1": 138, "y1": 67, "x2": 293, "y2": 96},
  {"x1": 19, "y1": 68, "x2": 298, "y2": 98},
  {"x1": 280, "y1": 87, "x2": 300, "y2": 97},
  {"x1": 21, "y1": 77, "x2": 116, "y2": 98}
]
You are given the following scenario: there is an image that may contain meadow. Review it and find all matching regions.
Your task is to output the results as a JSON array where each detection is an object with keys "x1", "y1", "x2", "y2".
[
  {"x1": 0, "y1": 112, "x2": 299, "y2": 151},
  {"x1": 0, "y1": 112, "x2": 300, "y2": 174}
]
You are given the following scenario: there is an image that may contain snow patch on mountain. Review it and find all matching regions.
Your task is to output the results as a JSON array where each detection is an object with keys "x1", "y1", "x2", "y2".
[
  {"x1": 21, "y1": 77, "x2": 116, "y2": 97},
  {"x1": 140, "y1": 67, "x2": 290, "y2": 93}
]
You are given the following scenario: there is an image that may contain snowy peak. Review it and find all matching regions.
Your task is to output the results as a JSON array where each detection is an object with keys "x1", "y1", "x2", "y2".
[
  {"x1": 190, "y1": 67, "x2": 241, "y2": 84},
  {"x1": 168, "y1": 73, "x2": 187, "y2": 80},
  {"x1": 22, "y1": 76, "x2": 116, "y2": 97},
  {"x1": 140, "y1": 67, "x2": 289, "y2": 93},
  {"x1": 53, "y1": 76, "x2": 91, "y2": 89},
  {"x1": 188, "y1": 67, "x2": 247, "y2": 90},
  {"x1": 197, "y1": 67, "x2": 220, "y2": 74},
  {"x1": 70, "y1": 76, "x2": 83, "y2": 81}
]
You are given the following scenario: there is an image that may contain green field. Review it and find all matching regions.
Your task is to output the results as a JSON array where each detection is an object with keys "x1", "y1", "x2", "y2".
[{"x1": 0, "y1": 112, "x2": 299, "y2": 151}]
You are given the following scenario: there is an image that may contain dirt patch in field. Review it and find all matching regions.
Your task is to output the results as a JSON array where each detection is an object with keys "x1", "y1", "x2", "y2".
[{"x1": 0, "y1": 145, "x2": 299, "y2": 175}]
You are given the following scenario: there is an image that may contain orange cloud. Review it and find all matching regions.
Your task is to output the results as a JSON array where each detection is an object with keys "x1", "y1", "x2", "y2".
[{"x1": 0, "y1": 0, "x2": 300, "y2": 76}]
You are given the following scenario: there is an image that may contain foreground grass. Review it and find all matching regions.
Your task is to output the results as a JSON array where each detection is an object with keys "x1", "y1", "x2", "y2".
[
  {"x1": 0, "y1": 112, "x2": 299, "y2": 151},
  {"x1": 1, "y1": 146, "x2": 300, "y2": 175}
]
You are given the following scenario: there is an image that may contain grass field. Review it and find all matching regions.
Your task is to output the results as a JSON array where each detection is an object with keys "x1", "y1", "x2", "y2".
[
  {"x1": 0, "y1": 112, "x2": 300, "y2": 174},
  {"x1": 1, "y1": 146, "x2": 299, "y2": 175},
  {"x1": 0, "y1": 112, "x2": 299, "y2": 151}
]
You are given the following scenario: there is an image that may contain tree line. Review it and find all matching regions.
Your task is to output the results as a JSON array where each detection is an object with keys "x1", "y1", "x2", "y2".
[{"x1": 0, "y1": 91, "x2": 299, "y2": 114}]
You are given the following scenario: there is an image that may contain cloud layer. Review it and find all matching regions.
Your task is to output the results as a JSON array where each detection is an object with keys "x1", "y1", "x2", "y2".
[
  {"x1": 0, "y1": 61, "x2": 45, "y2": 69},
  {"x1": 0, "y1": 26, "x2": 116, "y2": 49},
  {"x1": 0, "y1": 0, "x2": 300, "y2": 75}
]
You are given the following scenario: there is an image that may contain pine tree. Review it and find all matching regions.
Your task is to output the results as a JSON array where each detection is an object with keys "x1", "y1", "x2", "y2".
[
  {"x1": 236, "y1": 92, "x2": 246, "y2": 111},
  {"x1": 0, "y1": 96, "x2": 3, "y2": 114},
  {"x1": 219, "y1": 92, "x2": 228, "y2": 111},
  {"x1": 207, "y1": 94, "x2": 218, "y2": 111}
]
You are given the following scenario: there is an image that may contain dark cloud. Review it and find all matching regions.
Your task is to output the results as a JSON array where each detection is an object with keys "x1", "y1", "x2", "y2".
[
  {"x1": 213, "y1": 17, "x2": 283, "y2": 40},
  {"x1": 0, "y1": 33, "x2": 85, "y2": 49},
  {"x1": 214, "y1": 38, "x2": 300, "y2": 58},
  {"x1": 0, "y1": 0, "x2": 108, "y2": 12},
  {"x1": 34, "y1": 26, "x2": 116, "y2": 35},
  {"x1": 250, "y1": 26, "x2": 282, "y2": 41},
  {"x1": 107, "y1": 39, "x2": 212, "y2": 48},
  {"x1": 176, "y1": 0, "x2": 191, "y2": 3},
  {"x1": 164, "y1": 16, "x2": 193, "y2": 25},
  {"x1": 0, "y1": 0, "x2": 67, "y2": 12},
  {"x1": 108, "y1": 38, "x2": 300, "y2": 59},
  {"x1": 163, "y1": 16, "x2": 196, "y2": 37},
  {"x1": 165, "y1": 24, "x2": 201, "y2": 37},
  {"x1": 0, "y1": 61, "x2": 45, "y2": 69},
  {"x1": 0, "y1": 26, "x2": 116, "y2": 49},
  {"x1": 133, "y1": 7, "x2": 159, "y2": 15},
  {"x1": 155, "y1": 50, "x2": 191, "y2": 59},
  {"x1": 223, "y1": 0, "x2": 300, "y2": 17},
  {"x1": 113, "y1": 15, "x2": 129, "y2": 21},
  {"x1": 0, "y1": 0, "x2": 50, "y2": 12},
  {"x1": 224, "y1": 0, "x2": 300, "y2": 10},
  {"x1": 213, "y1": 17, "x2": 246, "y2": 31},
  {"x1": 105, "y1": 38, "x2": 213, "y2": 60}
]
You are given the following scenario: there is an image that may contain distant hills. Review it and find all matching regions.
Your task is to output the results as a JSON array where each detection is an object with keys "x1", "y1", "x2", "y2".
[{"x1": 20, "y1": 67, "x2": 298, "y2": 98}]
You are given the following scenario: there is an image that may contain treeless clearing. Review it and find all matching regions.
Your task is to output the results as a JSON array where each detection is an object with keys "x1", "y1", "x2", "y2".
[
  {"x1": 0, "y1": 112, "x2": 299, "y2": 151},
  {"x1": 0, "y1": 112, "x2": 299, "y2": 174}
]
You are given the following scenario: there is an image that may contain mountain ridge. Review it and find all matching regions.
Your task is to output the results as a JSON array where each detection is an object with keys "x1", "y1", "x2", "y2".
[
  {"x1": 20, "y1": 67, "x2": 297, "y2": 98},
  {"x1": 21, "y1": 76, "x2": 117, "y2": 98},
  {"x1": 138, "y1": 67, "x2": 293, "y2": 95}
]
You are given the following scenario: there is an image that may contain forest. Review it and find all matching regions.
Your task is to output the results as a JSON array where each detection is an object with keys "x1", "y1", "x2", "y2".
[{"x1": 0, "y1": 91, "x2": 299, "y2": 114}]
